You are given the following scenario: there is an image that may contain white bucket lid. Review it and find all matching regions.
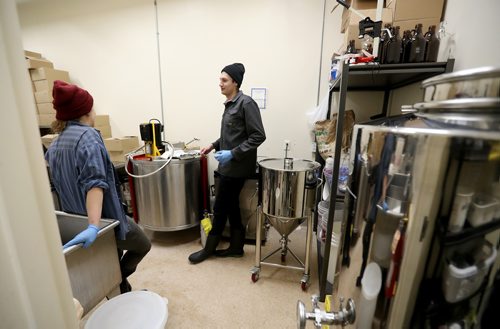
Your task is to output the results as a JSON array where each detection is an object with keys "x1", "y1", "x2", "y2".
[
  {"x1": 85, "y1": 291, "x2": 168, "y2": 329},
  {"x1": 361, "y1": 262, "x2": 382, "y2": 300}
]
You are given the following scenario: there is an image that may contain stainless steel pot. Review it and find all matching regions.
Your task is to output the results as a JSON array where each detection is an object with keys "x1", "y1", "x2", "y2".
[
  {"x1": 259, "y1": 158, "x2": 320, "y2": 236},
  {"x1": 414, "y1": 98, "x2": 500, "y2": 130},
  {"x1": 422, "y1": 66, "x2": 500, "y2": 102},
  {"x1": 132, "y1": 157, "x2": 202, "y2": 231}
]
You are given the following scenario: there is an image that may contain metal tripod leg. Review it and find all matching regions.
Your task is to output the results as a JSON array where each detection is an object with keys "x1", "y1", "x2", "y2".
[{"x1": 251, "y1": 205, "x2": 263, "y2": 282}]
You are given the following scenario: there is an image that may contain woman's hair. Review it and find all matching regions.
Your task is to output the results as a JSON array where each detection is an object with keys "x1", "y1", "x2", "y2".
[{"x1": 51, "y1": 120, "x2": 67, "y2": 133}]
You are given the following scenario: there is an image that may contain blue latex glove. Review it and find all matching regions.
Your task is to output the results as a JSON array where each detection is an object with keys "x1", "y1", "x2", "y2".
[
  {"x1": 214, "y1": 150, "x2": 233, "y2": 165},
  {"x1": 63, "y1": 224, "x2": 99, "y2": 249}
]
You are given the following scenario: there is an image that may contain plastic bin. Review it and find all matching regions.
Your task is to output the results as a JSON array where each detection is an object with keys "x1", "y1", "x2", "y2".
[
  {"x1": 467, "y1": 194, "x2": 499, "y2": 227},
  {"x1": 442, "y1": 240, "x2": 497, "y2": 303},
  {"x1": 85, "y1": 291, "x2": 168, "y2": 329}
]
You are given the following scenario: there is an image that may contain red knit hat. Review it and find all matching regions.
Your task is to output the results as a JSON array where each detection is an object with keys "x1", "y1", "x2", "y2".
[{"x1": 52, "y1": 80, "x2": 94, "y2": 121}]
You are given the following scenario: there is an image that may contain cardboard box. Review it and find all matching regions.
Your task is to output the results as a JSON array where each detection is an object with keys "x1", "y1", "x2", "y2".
[
  {"x1": 34, "y1": 80, "x2": 50, "y2": 92},
  {"x1": 34, "y1": 75, "x2": 69, "y2": 93},
  {"x1": 95, "y1": 115, "x2": 110, "y2": 126},
  {"x1": 95, "y1": 125, "x2": 112, "y2": 138},
  {"x1": 393, "y1": 17, "x2": 440, "y2": 34},
  {"x1": 387, "y1": 0, "x2": 444, "y2": 21},
  {"x1": 342, "y1": 7, "x2": 393, "y2": 33},
  {"x1": 351, "y1": 0, "x2": 378, "y2": 10},
  {"x1": 26, "y1": 56, "x2": 53, "y2": 69},
  {"x1": 36, "y1": 102, "x2": 55, "y2": 115},
  {"x1": 342, "y1": 0, "x2": 379, "y2": 10},
  {"x1": 108, "y1": 151, "x2": 128, "y2": 163},
  {"x1": 34, "y1": 90, "x2": 52, "y2": 103},
  {"x1": 41, "y1": 134, "x2": 59, "y2": 149},
  {"x1": 24, "y1": 50, "x2": 42, "y2": 58},
  {"x1": 37, "y1": 113, "x2": 56, "y2": 126},
  {"x1": 341, "y1": 0, "x2": 388, "y2": 32},
  {"x1": 343, "y1": 8, "x2": 394, "y2": 49},
  {"x1": 104, "y1": 136, "x2": 140, "y2": 152},
  {"x1": 30, "y1": 67, "x2": 70, "y2": 82}
]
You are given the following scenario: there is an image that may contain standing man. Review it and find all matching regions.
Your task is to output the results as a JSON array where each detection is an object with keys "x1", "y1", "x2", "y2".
[
  {"x1": 46, "y1": 80, "x2": 151, "y2": 293},
  {"x1": 189, "y1": 63, "x2": 266, "y2": 264}
]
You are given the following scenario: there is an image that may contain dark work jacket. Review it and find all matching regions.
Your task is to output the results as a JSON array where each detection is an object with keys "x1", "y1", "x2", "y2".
[{"x1": 213, "y1": 91, "x2": 266, "y2": 178}]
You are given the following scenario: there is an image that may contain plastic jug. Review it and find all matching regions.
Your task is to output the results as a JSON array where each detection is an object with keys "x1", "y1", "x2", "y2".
[{"x1": 357, "y1": 262, "x2": 382, "y2": 329}]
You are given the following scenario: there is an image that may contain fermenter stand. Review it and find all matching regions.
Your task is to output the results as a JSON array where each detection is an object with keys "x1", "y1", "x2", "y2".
[{"x1": 251, "y1": 207, "x2": 314, "y2": 291}]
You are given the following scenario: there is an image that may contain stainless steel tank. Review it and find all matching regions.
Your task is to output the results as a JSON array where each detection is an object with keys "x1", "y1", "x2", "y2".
[
  {"x1": 251, "y1": 157, "x2": 321, "y2": 290},
  {"x1": 259, "y1": 158, "x2": 321, "y2": 236},
  {"x1": 132, "y1": 157, "x2": 202, "y2": 231}
]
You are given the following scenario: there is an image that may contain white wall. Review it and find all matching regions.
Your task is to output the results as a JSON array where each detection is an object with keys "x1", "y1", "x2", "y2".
[
  {"x1": 18, "y1": 0, "x2": 327, "y2": 167},
  {"x1": 1, "y1": 0, "x2": 78, "y2": 327},
  {"x1": 17, "y1": 0, "x2": 500, "y2": 162}
]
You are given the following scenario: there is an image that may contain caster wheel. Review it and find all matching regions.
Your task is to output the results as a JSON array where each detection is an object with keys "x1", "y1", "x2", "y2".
[
  {"x1": 281, "y1": 254, "x2": 286, "y2": 263},
  {"x1": 251, "y1": 272, "x2": 259, "y2": 283},
  {"x1": 301, "y1": 281, "x2": 308, "y2": 292}
]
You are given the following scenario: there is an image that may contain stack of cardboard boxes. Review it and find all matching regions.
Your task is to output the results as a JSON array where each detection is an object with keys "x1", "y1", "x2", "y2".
[
  {"x1": 27, "y1": 50, "x2": 140, "y2": 163},
  {"x1": 94, "y1": 114, "x2": 112, "y2": 139},
  {"x1": 40, "y1": 114, "x2": 114, "y2": 149},
  {"x1": 341, "y1": 0, "x2": 445, "y2": 52},
  {"x1": 25, "y1": 50, "x2": 70, "y2": 126}
]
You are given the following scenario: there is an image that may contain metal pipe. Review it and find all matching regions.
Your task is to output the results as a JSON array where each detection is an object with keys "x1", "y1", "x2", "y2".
[{"x1": 297, "y1": 295, "x2": 356, "y2": 328}]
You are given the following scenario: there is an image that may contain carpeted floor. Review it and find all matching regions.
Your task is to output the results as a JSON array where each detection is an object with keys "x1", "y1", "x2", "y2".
[{"x1": 80, "y1": 222, "x2": 323, "y2": 328}]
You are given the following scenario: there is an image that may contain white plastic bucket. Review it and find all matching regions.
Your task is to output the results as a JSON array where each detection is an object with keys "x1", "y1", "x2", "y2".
[
  {"x1": 357, "y1": 262, "x2": 382, "y2": 329},
  {"x1": 84, "y1": 291, "x2": 168, "y2": 329}
]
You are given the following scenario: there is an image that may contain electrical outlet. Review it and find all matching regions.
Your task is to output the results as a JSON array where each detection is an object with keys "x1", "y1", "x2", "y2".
[{"x1": 311, "y1": 142, "x2": 316, "y2": 152}]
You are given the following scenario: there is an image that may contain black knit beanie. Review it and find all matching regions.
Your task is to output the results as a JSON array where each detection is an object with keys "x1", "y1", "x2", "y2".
[{"x1": 221, "y1": 63, "x2": 245, "y2": 87}]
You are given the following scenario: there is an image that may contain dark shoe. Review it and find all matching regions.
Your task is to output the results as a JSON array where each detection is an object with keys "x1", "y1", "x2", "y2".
[
  {"x1": 120, "y1": 279, "x2": 132, "y2": 294},
  {"x1": 215, "y1": 228, "x2": 245, "y2": 258},
  {"x1": 188, "y1": 235, "x2": 220, "y2": 264},
  {"x1": 214, "y1": 248, "x2": 244, "y2": 258}
]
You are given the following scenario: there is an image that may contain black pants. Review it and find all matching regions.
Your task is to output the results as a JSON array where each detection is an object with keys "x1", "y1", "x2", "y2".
[
  {"x1": 210, "y1": 175, "x2": 246, "y2": 236},
  {"x1": 116, "y1": 216, "x2": 151, "y2": 279}
]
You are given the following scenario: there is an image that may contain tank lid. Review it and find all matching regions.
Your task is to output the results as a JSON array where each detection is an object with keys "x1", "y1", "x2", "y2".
[{"x1": 258, "y1": 158, "x2": 320, "y2": 172}]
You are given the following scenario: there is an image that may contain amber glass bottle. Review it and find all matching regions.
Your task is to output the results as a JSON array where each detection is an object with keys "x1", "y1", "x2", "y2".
[
  {"x1": 425, "y1": 25, "x2": 440, "y2": 62},
  {"x1": 409, "y1": 24, "x2": 426, "y2": 63},
  {"x1": 378, "y1": 23, "x2": 391, "y2": 64},
  {"x1": 401, "y1": 30, "x2": 412, "y2": 63},
  {"x1": 385, "y1": 26, "x2": 402, "y2": 64},
  {"x1": 346, "y1": 40, "x2": 356, "y2": 54}
]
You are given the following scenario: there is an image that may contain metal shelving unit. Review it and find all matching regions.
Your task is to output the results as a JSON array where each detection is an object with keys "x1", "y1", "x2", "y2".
[{"x1": 318, "y1": 59, "x2": 455, "y2": 301}]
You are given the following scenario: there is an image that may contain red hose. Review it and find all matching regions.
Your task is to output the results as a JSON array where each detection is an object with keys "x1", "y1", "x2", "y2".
[
  {"x1": 128, "y1": 154, "x2": 150, "y2": 223},
  {"x1": 200, "y1": 156, "x2": 209, "y2": 213}
]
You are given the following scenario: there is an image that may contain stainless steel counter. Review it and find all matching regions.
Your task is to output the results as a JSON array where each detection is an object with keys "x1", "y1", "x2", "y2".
[{"x1": 58, "y1": 211, "x2": 121, "y2": 315}]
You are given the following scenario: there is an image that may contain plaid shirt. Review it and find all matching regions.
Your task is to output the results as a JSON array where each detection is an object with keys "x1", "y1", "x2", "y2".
[{"x1": 45, "y1": 121, "x2": 129, "y2": 239}]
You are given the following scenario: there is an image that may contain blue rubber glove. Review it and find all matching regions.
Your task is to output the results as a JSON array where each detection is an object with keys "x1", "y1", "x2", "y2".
[
  {"x1": 63, "y1": 224, "x2": 99, "y2": 249},
  {"x1": 214, "y1": 150, "x2": 233, "y2": 165}
]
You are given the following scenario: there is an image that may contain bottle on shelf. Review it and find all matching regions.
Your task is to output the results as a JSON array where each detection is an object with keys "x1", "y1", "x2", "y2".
[
  {"x1": 425, "y1": 25, "x2": 440, "y2": 62},
  {"x1": 401, "y1": 30, "x2": 412, "y2": 63},
  {"x1": 378, "y1": 23, "x2": 392, "y2": 64},
  {"x1": 385, "y1": 26, "x2": 402, "y2": 64},
  {"x1": 362, "y1": 35, "x2": 373, "y2": 55},
  {"x1": 346, "y1": 40, "x2": 357, "y2": 54},
  {"x1": 409, "y1": 23, "x2": 426, "y2": 63}
]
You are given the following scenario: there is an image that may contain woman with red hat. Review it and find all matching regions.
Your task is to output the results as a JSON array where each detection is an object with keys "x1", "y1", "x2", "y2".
[{"x1": 46, "y1": 80, "x2": 151, "y2": 293}]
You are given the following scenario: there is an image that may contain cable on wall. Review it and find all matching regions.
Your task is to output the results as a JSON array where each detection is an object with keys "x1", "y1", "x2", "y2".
[{"x1": 154, "y1": 0, "x2": 166, "y2": 141}]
